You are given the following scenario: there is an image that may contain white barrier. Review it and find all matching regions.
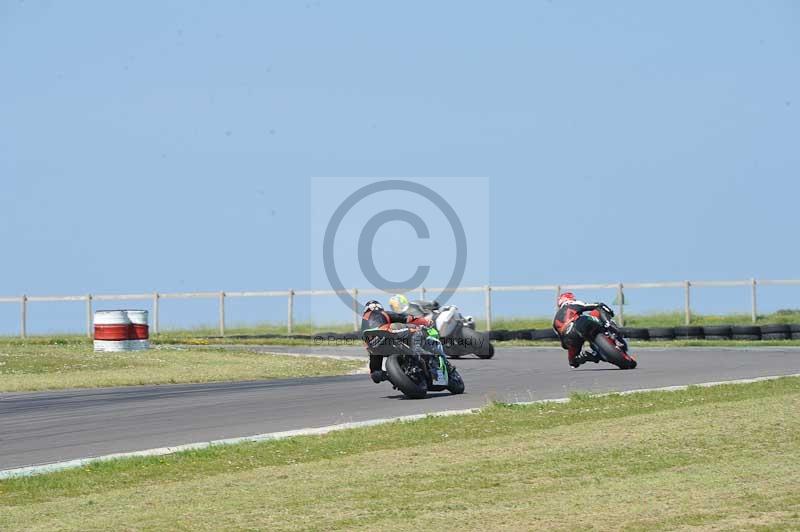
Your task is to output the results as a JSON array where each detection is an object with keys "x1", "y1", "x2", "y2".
[
  {"x1": 93, "y1": 310, "x2": 150, "y2": 352},
  {"x1": 2, "y1": 278, "x2": 799, "y2": 338}
]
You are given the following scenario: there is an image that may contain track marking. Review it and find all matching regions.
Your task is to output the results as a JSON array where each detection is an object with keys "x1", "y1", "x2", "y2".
[{"x1": 1, "y1": 372, "x2": 798, "y2": 480}]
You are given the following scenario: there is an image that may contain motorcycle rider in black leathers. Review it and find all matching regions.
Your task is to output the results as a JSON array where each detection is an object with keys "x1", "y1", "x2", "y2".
[
  {"x1": 552, "y1": 291, "x2": 611, "y2": 368},
  {"x1": 361, "y1": 300, "x2": 432, "y2": 383}
]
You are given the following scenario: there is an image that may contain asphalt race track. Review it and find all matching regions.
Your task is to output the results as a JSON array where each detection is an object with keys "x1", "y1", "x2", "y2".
[{"x1": 1, "y1": 346, "x2": 799, "y2": 471}]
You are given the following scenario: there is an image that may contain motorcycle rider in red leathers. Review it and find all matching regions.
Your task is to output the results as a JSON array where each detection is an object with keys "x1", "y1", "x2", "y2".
[
  {"x1": 361, "y1": 300, "x2": 432, "y2": 383},
  {"x1": 552, "y1": 292, "x2": 609, "y2": 368}
]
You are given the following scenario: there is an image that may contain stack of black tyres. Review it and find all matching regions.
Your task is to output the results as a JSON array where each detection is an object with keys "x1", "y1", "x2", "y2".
[
  {"x1": 648, "y1": 327, "x2": 675, "y2": 341},
  {"x1": 511, "y1": 329, "x2": 534, "y2": 340},
  {"x1": 674, "y1": 326, "x2": 704, "y2": 340},
  {"x1": 702, "y1": 325, "x2": 732, "y2": 340},
  {"x1": 309, "y1": 323, "x2": 800, "y2": 344},
  {"x1": 620, "y1": 327, "x2": 649, "y2": 340},
  {"x1": 489, "y1": 330, "x2": 509, "y2": 342},
  {"x1": 533, "y1": 328, "x2": 558, "y2": 341},
  {"x1": 760, "y1": 324, "x2": 791, "y2": 340},
  {"x1": 731, "y1": 325, "x2": 761, "y2": 341}
]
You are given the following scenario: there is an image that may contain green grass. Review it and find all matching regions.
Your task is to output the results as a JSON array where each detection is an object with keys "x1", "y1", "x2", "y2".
[
  {"x1": 1, "y1": 377, "x2": 798, "y2": 531},
  {"x1": 0, "y1": 339, "x2": 364, "y2": 392}
]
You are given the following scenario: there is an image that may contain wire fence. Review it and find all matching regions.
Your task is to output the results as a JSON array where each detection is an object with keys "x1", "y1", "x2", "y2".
[{"x1": 2, "y1": 278, "x2": 799, "y2": 338}]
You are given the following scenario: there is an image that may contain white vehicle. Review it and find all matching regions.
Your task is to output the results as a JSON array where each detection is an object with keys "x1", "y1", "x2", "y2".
[{"x1": 408, "y1": 300, "x2": 494, "y2": 359}]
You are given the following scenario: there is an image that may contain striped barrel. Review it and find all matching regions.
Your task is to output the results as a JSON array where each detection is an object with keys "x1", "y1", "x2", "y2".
[{"x1": 94, "y1": 310, "x2": 150, "y2": 352}]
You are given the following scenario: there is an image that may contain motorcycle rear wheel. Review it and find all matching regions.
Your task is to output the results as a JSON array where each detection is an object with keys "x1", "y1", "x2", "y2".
[
  {"x1": 592, "y1": 333, "x2": 637, "y2": 369},
  {"x1": 386, "y1": 355, "x2": 428, "y2": 399}
]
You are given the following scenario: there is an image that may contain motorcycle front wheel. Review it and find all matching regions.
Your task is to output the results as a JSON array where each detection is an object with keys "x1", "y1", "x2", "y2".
[
  {"x1": 386, "y1": 355, "x2": 428, "y2": 399},
  {"x1": 446, "y1": 368, "x2": 465, "y2": 394}
]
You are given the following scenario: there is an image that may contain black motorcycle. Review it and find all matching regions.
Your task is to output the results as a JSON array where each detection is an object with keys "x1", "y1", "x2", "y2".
[
  {"x1": 587, "y1": 304, "x2": 638, "y2": 369},
  {"x1": 362, "y1": 327, "x2": 466, "y2": 399}
]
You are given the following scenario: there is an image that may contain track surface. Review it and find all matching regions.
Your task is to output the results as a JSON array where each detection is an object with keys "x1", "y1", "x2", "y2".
[{"x1": 1, "y1": 346, "x2": 799, "y2": 470}]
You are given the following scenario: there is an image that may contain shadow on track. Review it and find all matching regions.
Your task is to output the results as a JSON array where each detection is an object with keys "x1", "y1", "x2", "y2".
[{"x1": 383, "y1": 392, "x2": 456, "y2": 400}]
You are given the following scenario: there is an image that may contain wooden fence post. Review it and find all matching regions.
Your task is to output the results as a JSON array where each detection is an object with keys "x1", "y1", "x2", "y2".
[
  {"x1": 287, "y1": 290, "x2": 294, "y2": 335},
  {"x1": 484, "y1": 285, "x2": 492, "y2": 332},
  {"x1": 219, "y1": 291, "x2": 226, "y2": 337},
  {"x1": 152, "y1": 292, "x2": 160, "y2": 335},
  {"x1": 86, "y1": 294, "x2": 93, "y2": 338},
  {"x1": 20, "y1": 295, "x2": 27, "y2": 339},
  {"x1": 684, "y1": 281, "x2": 691, "y2": 325},
  {"x1": 554, "y1": 285, "x2": 561, "y2": 311},
  {"x1": 352, "y1": 289, "x2": 359, "y2": 332}
]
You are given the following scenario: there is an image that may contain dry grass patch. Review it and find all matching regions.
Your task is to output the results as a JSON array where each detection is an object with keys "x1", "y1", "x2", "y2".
[{"x1": 0, "y1": 341, "x2": 364, "y2": 392}]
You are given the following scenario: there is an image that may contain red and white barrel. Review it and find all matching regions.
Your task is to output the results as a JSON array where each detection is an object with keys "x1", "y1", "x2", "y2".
[{"x1": 94, "y1": 310, "x2": 150, "y2": 352}]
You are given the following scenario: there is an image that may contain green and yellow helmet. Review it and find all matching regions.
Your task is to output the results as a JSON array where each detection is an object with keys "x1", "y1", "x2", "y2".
[{"x1": 388, "y1": 294, "x2": 410, "y2": 313}]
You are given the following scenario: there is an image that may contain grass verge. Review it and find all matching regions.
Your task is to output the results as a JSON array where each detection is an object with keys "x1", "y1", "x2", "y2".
[
  {"x1": 1, "y1": 377, "x2": 798, "y2": 530},
  {"x1": 0, "y1": 338, "x2": 364, "y2": 392}
]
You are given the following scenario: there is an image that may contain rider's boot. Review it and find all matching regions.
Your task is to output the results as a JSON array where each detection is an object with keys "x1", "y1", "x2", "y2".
[
  {"x1": 569, "y1": 348, "x2": 601, "y2": 368},
  {"x1": 370, "y1": 370, "x2": 388, "y2": 383}
]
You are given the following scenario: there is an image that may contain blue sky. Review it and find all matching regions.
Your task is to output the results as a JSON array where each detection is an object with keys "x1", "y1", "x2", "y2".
[{"x1": 1, "y1": 1, "x2": 798, "y2": 333}]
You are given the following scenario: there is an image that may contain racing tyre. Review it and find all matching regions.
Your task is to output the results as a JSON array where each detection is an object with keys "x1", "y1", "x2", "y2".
[
  {"x1": 592, "y1": 333, "x2": 637, "y2": 369},
  {"x1": 446, "y1": 368, "x2": 465, "y2": 395},
  {"x1": 478, "y1": 342, "x2": 495, "y2": 359},
  {"x1": 385, "y1": 355, "x2": 428, "y2": 399},
  {"x1": 791, "y1": 324, "x2": 800, "y2": 340}
]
